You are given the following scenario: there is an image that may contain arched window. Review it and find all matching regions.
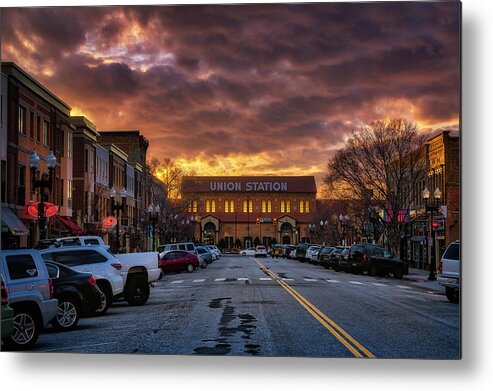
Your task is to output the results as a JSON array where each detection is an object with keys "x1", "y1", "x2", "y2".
[
  {"x1": 188, "y1": 201, "x2": 192, "y2": 213},
  {"x1": 281, "y1": 200, "x2": 285, "y2": 213},
  {"x1": 211, "y1": 200, "x2": 216, "y2": 213},
  {"x1": 243, "y1": 200, "x2": 247, "y2": 213},
  {"x1": 299, "y1": 200, "x2": 304, "y2": 213},
  {"x1": 286, "y1": 201, "x2": 291, "y2": 213},
  {"x1": 249, "y1": 200, "x2": 253, "y2": 213},
  {"x1": 267, "y1": 200, "x2": 272, "y2": 213},
  {"x1": 192, "y1": 200, "x2": 197, "y2": 212},
  {"x1": 261, "y1": 200, "x2": 266, "y2": 213},
  {"x1": 230, "y1": 200, "x2": 234, "y2": 212},
  {"x1": 206, "y1": 200, "x2": 211, "y2": 213},
  {"x1": 305, "y1": 200, "x2": 310, "y2": 213},
  {"x1": 224, "y1": 200, "x2": 229, "y2": 213}
]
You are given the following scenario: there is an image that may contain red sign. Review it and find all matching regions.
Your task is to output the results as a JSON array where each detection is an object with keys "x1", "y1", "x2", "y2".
[
  {"x1": 27, "y1": 202, "x2": 59, "y2": 218},
  {"x1": 102, "y1": 216, "x2": 117, "y2": 229}
]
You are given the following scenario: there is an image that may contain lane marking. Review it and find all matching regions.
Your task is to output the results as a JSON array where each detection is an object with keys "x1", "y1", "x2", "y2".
[
  {"x1": 254, "y1": 259, "x2": 375, "y2": 358},
  {"x1": 214, "y1": 278, "x2": 226, "y2": 282},
  {"x1": 259, "y1": 277, "x2": 273, "y2": 281},
  {"x1": 348, "y1": 281, "x2": 364, "y2": 285},
  {"x1": 192, "y1": 279, "x2": 205, "y2": 282},
  {"x1": 304, "y1": 278, "x2": 317, "y2": 282},
  {"x1": 397, "y1": 285, "x2": 413, "y2": 290},
  {"x1": 371, "y1": 283, "x2": 388, "y2": 286},
  {"x1": 326, "y1": 279, "x2": 341, "y2": 283},
  {"x1": 237, "y1": 277, "x2": 249, "y2": 281},
  {"x1": 282, "y1": 278, "x2": 294, "y2": 281},
  {"x1": 170, "y1": 280, "x2": 184, "y2": 284}
]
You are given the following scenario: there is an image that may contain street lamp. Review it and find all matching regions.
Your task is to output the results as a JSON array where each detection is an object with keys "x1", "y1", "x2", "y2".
[
  {"x1": 147, "y1": 204, "x2": 160, "y2": 251},
  {"x1": 110, "y1": 186, "x2": 127, "y2": 252},
  {"x1": 339, "y1": 214, "x2": 350, "y2": 246},
  {"x1": 422, "y1": 186, "x2": 442, "y2": 281},
  {"x1": 30, "y1": 151, "x2": 57, "y2": 240}
]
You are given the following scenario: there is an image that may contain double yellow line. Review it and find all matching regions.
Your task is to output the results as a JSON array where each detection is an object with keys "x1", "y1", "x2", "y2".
[{"x1": 255, "y1": 259, "x2": 375, "y2": 358}]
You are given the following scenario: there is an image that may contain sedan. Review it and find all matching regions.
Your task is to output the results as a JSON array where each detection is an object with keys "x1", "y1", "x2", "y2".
[
  {"x1": 44, "y1": 261, "x2": 102, "y2": 331},
  {"x1": 159, "y1": 250, "x2": 199, "y2": 273},
  {"x1": 240, "y1": 247, "x2": 256, "y2": 256}
]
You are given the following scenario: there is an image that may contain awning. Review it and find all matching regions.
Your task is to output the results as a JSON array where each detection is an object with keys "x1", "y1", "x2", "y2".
[
  {"x1": 1, "y1": 207, "x2": 29, "y2": 236},
  {"x1": 55, "y1": 215, "x2": 83, "y2": 235}
]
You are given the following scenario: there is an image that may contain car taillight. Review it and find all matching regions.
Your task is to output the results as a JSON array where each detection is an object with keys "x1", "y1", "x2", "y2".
[
  {"x1": 1, "y1": 281, "x2": 9, "y2": 305},
  {"x1": 111, "y1": 262, "x2": 122, "y2": 270},
  {"x1": 88, "y1": 276, "x2": 96, "y2": 286},
  {"x1": 362, "y1": 252, "x2": 367, "y2": 262},
  {"x1": 438, "y1": 259, "x2": 443, "y2": 274},
  {"x1": 48, "y1": 278, "x2": 54, "y2": 299}
]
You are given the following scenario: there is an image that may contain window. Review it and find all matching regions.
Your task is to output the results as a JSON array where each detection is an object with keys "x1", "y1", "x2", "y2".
[
  {"x1": 82, "y1": 250, "x2": 108, "y2": 264},
  {"x1": 43, "y1": 120, "x2": 49, "y2": 146},
  {"x1": 45, "y1": 263, "x2": 60, "y2": 279},
  {"x1": 17, "y1": 165, "x2": 26, "y2": 206},
  {"x1": 243, "y1": 200, "x2": 247, "y2": 213},
  {"x1": 18, "y1": 105, "x2": 26, "y2": 135},
  {"x1": 230, "y1": 200, "x2": 234, "y2": 213},
  {"x1": 206, "y1": 200, "x2": 211, "y2": 213},
  {"x1": 36, "y1": 114, "x2": 41, "y2": 142},
  {"x1": 286, "y1": 201, "x2": 291, "y2": 213},
  {"x1": 262, "y1": 200, "x2": 266, "y2": 213},
  {"x1": 211, "y1": 200, "x2": 216, "y2": 213},
  {"x1": 224, "y1": 200, "x2": 229, "y2": 213},
  {"x1": 60, "y1": 180, "x2": 64, "y2": 206},
  {"x1": 67, "y1": 179, "x2": 73, "y2": 208},
  {"x1": 305, "y1": 200, "x2": 310, "y2": 213},
  {"x1": 54, "y1": 251, "x2": 82, "y2": 267},
  {"x1": 6, "y1": 254, "x2": 38, "y2": 280},
  {"x1": 248, "y1": 200, "x2": 253, "y2": 213},
  {"x1": 29, "y1": 111, "x2": 34, "y2": 139},
  {"x1": 192, "y1": 200, "x2": 197, "y2": 213},
  {"x1": 299, "y1": 200, "x2": 304, "y2": 213},
  {"x1": 281, "y1": 200, "x2": 285, "y2": 213},
  {"x1": 188, "y1": 201, "x2": 192, "y2": 213},
  {"x1": 67, "y1": 131, "x2": 72, "y2": 158},
  {"x1": 267, "y1": 200, "x2": 272, "y2": 213}
]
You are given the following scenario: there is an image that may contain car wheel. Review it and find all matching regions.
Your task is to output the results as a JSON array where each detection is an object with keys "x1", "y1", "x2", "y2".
[
  {"x1": 241, "y1": 252, "x2": 246, "y2": 256},
  {"x1": 125, "y1": 276, "x2": 150, "y2": 306},
  {"x1": 4, "y1": 307, "x2": 40, "y2": 350},
  {"x1": 446, "y1": 287, "x2": 459, "y2": 303},
  {"x1": 393, "y1": 268, "x2": 404, "y2": 279},
  {"x1": 186, "y1": 263, "x2": 195, "y2": 273},
  {"x1": 53, "y1": 297, "x2": 80, "y2": 331},
  {"x1": 94, "y1": 283, "x2": 112, "y2": 316}
]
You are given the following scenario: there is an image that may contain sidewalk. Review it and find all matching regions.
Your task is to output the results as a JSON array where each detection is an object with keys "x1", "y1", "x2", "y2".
[{"x1": 403, "y1": 267, "x2": 444, "y2": 293}]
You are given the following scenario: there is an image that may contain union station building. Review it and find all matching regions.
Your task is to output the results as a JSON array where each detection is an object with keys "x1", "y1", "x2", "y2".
[{"x1": 182, "y1": 176, "x2": 317, "y2": 248}]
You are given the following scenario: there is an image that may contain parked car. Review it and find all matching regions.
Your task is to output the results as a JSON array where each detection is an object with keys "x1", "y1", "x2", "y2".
[
  {"x1": 1, "y1": 275, "x2": 14, "y2": 342},
  {"x1": 255, "y1": 245, "x2": 268, "y2": 257},
  {"x1": 36, "y1": 235, "x2": 108, "y2": 250},
  {"x1": 207, "y1": 245, "x2": 221, "y2": 259},
  {"x1": 44, "y1": 261, "x2": 102, "y2": 331},
  {"x1": 158, "y1": 242, "x2": 197, "y2": 255},
  {"x1": 438, "y1": 240, "x2": 460, "y2": 303},
  {"x1": 318, "y1": 246, "x2": 336, "y2": 268},
  {"x1": 283, "y1": 245, "x2": 296, "y2": 259},
  {"x1": 345, "y1": 244, "x2": 408, "y2": 278},
  {"x1": 240, "y1": 247, "x2": 256, "y2": 256},
  {"x1": 289, "y1": 248, "x2": 297, "y2": 259},
  {"x1": 159, "y1": 250, "x2": 199, "y2": 273},
  {"x1": 295, "y1": 242, "x2": 313, "y2": 262},
  {"x1": 40, "y1": 246, "x2": 124, "y2": 315},
  {"x1": 196, "y1": 245, "x2": 214, "y2": 265},
  {"x1": 327, "y1": 247, "x2": 350, "y2": 271},
  {"x1": 1, "y1": 249, "x2": 58, "y2": 350},
  {"x1": 306, "y1": 245, "x2": 322, "y2": 264}
]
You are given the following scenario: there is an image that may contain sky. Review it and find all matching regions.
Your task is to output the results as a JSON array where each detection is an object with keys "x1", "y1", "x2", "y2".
[{"x1": 1, "y1": 1, "x2": 461, "y2": 187}]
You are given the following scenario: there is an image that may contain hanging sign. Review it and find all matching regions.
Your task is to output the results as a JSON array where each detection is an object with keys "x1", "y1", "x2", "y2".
[{"x1": 27, "y1": 202, "x2": 59, "y2": 218}]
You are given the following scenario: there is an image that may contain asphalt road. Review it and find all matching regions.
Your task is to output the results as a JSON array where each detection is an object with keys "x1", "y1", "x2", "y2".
[{"x1": 26, "y1": 255, "x2": 460, "y2": 358}]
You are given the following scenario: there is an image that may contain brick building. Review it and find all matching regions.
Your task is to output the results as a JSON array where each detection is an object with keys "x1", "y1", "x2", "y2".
[
  {"x1": 1, "y1": 62, "x2": 74, "y2": 248},
  {"x1": 181, "y1": 176, "x2": 317, "y2": 248}
]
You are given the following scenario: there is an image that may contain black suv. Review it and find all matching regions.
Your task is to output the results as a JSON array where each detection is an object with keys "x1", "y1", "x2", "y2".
[
  {"x1": 295, "y1": 242, "x2": 313, "y2": 262},
  {"x1": 345, "y1": 244, "x2": 408, "y2": 278}
]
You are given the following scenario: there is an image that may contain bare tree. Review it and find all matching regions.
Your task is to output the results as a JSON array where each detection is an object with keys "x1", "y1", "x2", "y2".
[{"x1": 325, "y1": 118, "x2": 426, "y2": 256}]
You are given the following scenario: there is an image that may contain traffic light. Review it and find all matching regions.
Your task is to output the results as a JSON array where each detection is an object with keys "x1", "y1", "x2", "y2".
[{"x1": 256, "y1": 218, "x2": 260, "y2": 225}]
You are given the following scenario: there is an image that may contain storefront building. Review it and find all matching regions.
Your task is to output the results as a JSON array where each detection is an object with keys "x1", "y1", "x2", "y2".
[{"x1": 182, "y1": 176, "x2": 317, "y2": 248}]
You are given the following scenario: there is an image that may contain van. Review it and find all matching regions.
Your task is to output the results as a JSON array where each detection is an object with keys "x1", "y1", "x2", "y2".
[{"x1": 158, "y1": 242, "x2": 197, "y2": 255}]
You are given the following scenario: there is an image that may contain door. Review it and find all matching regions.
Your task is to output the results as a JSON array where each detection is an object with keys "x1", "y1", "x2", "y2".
[
  {"x1": 162, "y1": 252, "x2": 177, "y2": 272},
  {"x1": 3, "y1": 253, "x2": 43, "y2": 301}
]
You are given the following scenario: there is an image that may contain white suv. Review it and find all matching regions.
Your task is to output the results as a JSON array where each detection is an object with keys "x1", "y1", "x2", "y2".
[
  {"x1": 40, "y1": 246, "x2": 124, "y2": 315},
  {"x1": 438, "y1": 240, "x2": 460, "y2": 303}
]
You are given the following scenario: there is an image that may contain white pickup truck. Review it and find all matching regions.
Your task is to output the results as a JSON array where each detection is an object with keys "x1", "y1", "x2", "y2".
[
  {"x1": 115, "y1": 252, "x2": 162, "y2": 305},
  {"x1": 38, "y1": 236, "x2": 162, "y2": 306},
  {"x1": 438, "y1": 240, "x2": 460, "y2": 303}
]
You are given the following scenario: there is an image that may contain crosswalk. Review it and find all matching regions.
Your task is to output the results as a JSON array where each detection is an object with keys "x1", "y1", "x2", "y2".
[{"x1": 157, "y1": 276, "x2": 422, "y2": 292}]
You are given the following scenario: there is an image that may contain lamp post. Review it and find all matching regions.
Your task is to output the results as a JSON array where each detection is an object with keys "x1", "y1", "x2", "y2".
[
  {"x1": 308, "y1": 223, "x2": 315, "y2": 243},
  {"x1": 29, "y1": 151, "x2": 57, "y2": 241},
  {"x1": 110, "y1": 186, "x2": 127, "y2": 252},
  {"x1": 147, "y1": 204, "x2": 160, "y2": 251},
  {"x1": 319, "y1": 219, "x2": 329, "y2": 245},
  {"x1": 422, "y1": 186, "x2": 442, "y2": 281},
  {"x1": 339, "y1": 214, "x2": 350, "y2": 246}
]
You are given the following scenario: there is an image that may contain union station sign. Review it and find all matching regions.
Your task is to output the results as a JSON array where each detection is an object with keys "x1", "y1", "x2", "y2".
[{"x1": 210, "y1": 181, "x2": 288, "y2": 192}]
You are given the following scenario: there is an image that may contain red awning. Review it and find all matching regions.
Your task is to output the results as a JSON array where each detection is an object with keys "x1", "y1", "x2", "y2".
[{"x1": 55, "y1": 215, "x2": 83, "y2": 235}]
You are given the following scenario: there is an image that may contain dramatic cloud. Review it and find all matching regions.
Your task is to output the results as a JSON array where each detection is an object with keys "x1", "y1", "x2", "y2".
[{"x1": 1, "y1": 2, "x2": 460, "y2": 189}]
